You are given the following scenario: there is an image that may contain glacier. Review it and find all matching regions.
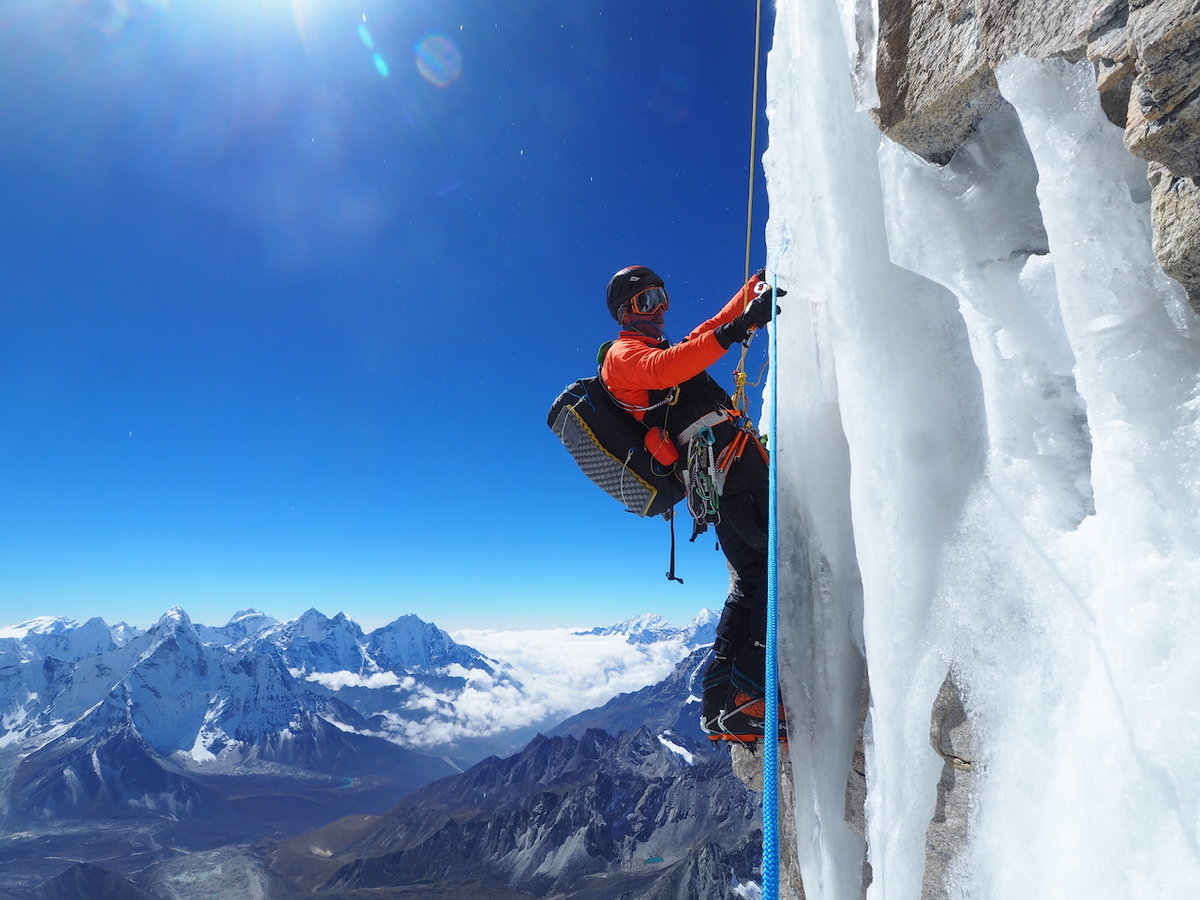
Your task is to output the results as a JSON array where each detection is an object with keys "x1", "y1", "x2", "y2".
[{"x1": 765, "y1": 0, "x2": 1200, "y2": 898}]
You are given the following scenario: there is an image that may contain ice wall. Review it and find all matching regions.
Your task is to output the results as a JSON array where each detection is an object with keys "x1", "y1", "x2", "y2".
[{"x1": 765, "y1": 0, "x2": 1200, "y2": 898}]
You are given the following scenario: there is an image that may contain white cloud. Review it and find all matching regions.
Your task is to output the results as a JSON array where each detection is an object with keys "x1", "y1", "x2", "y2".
[
  {"x1": 303, "y1": 670, "x2": 415, "y2": 691},
  {"x1": 453, "y1": 627, "x2": 687, "y2": 716},
  {"x1": 342, "y1": 628, "x2": 695, "y2": 749}
]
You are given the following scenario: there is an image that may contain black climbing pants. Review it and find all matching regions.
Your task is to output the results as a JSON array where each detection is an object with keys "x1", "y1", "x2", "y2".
[{"x1": 709, "y1": 424, "x2": 770, "y2": 684}]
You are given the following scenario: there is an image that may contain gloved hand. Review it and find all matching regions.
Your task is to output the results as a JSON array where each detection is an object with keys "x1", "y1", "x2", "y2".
[
  {"x1": 752, "y1": 267, "x2": 788, "y2": 303},
  {"x1": 713, "y1": 296, "x2": 778, "y2": 348},
  {"x1": 714, "y1": 291, "x2": 783, "y2": 348},
  {"x1": 743, "y1": 292, "x2": 779, "y2": 328}
]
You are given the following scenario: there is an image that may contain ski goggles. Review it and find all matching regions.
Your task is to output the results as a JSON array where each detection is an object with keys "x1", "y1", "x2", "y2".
[{"x1": 628, "y1": 285, "x2": 669, "y2": 315}]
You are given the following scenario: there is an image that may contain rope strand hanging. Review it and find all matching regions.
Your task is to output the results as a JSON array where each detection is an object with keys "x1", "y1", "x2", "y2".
[
  {"x1": 732, "y1": 0, "x2": 765, "y2": 417},
  {"x1": 762, "y1": 271, "x2": 781, "y2": 900},
  {"x1": 735, "y1": 2, "x2": 783, "y2": 897}
]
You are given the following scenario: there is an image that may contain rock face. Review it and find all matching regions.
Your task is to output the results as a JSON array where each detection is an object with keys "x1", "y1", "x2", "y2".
[
  {"x1": 1150, "y1": 163, "x2": 1200, "y2": 301},
  {"x1": 730, "y1": 744, "x2": 805, "y2": 900},
  {"x1": 728, "y1": 671, "x2": 974, "y2": 900},
  {"x1": 870, "y1": 0, "x2": 1200, "y2": 309},
  {"x1": 922, "y1": 675, "x2": 974, "y2": 900},
  {"x1": 1122, "y1": 0, "x2": 1200, "y2": 177}
]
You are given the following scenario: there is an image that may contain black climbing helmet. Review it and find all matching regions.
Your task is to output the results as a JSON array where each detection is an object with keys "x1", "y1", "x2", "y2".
[{"x1": 606, "y1": 265, "x2": 665, "y2": 321}]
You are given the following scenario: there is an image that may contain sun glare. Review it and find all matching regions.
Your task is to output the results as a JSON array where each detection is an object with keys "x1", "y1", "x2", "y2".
[
  {"x1": 191, "y1": 0, "x2": 347, "y2": 39},
  {"x1": 65, "y1": 1, "x2": 465, "y2": 90}
]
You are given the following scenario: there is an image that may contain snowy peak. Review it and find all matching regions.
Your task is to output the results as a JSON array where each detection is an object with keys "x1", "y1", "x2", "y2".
[
  {"x1": 110, "y1": 622, "x2": 142, "y2": 646},
  {"x1": 0, "y1": 615, "x2": 78, "y2": 639},
  {"x1": 0, "y1": 615, "x2": 118, "y2": 663},
  {"x1": 127, "y1": 614, "x2": 216, "y2": 754},
  {"x1": 229, "y1": 608, "x2": 269, "y2": 625},
  {"x1": 147, "y1": 607, "x2": 195, "y2": 637},
  {"x1": 294, "y1": 608, "x2": 363, "y2": 641},
  {"x1": 141, "y1": 607, "x2": 206, "y2": 662},
  {"x1": 574, "y1": 610, "x2": 718, "y2": 647},
  {"x1": 195, "y1": 608, "x2": 279, "y2": 647},
  {"x1": 366, "y1": 614, "x2": 495, "y2": 674},
  {"x1": 224, "y1": 607, "x2": 277, "y2": 634},
  {"x1": 684, "y1": 608, "x2": 719, "y2": 646},
  {"x1": 264, "y1": 608, "x2": 372, "y2": 674}
]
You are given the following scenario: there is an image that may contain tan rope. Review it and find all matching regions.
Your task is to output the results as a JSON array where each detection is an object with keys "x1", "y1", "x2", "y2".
[
  {"x1": 743, "y1": 0, "x2": 763, "y2": 288},
  {"x1": 733, "y1": 0, "x2": 765, "y2": 415}
]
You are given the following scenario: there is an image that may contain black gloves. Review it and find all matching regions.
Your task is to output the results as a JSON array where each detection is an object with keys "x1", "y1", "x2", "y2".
[
  {"x1": 752, "y1": 268, "x2": 788, "y2": 305},
  {"x1": 714, "y1": 320, "x2": 750, "y2": 349},
  {"x1": 744, "y1": 292, "x2": 779, "y2": 328},
  {"x1": 714, "y1": 278, "x2": 786, "y2": 349}
]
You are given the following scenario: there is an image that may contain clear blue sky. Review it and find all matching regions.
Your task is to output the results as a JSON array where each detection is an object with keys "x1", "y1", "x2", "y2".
[{"x1": 0, "y1": 0, "x2": 773, "y2": 632}]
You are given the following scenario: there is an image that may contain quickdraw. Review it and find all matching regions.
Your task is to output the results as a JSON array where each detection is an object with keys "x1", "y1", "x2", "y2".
[
  {"x1": 685, "y1": 425, "x2": 721, "y2": 537},
  {"x1": 717, "y1": 417, "x2": 770, "y2": 472},
  {"x1": 682, "y1": 412, "x2": 770, "y2": 542}
]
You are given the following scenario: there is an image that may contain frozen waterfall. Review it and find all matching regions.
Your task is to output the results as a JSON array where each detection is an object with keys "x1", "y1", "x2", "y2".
[{"x1": 764, "y1": 0, "x2": 1200, "y2": 898}]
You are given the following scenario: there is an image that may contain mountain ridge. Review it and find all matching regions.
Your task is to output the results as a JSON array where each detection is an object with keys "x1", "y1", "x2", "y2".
[{"x1": 265, "y1": 647, "x2": 756, "y2": 900}]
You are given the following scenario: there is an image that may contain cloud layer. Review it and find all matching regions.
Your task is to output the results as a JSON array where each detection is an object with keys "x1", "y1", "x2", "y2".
[
  {"x1": 383, "y1": 627, "x2": 692, "y2": 747},
  {"x1": 293, "y1": 627, "x2": 697, "y2": 749}
]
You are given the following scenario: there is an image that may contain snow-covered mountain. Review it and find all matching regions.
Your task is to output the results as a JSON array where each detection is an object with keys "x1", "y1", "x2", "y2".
[
  {"x1": 193, "y1": 608, "x2": 277, "y2": 647},
  {"x1": 8, "y1": 645, "x2": 746, "y2": 896},
  {"x1": 0, "y1": 605, "x2": 709, "y2": 834},
  {"x1": 5, "y1": 608, "x2": 455, "y2": 821},
  {"x1": 0, "y1": 616, "x2": 121, "y2": 663},
  {"x1": 252, "y1": 607, "x2": 496, "y2": 678},
  {"x1": 257, "y1": 608, "x2": 374, "y2": 674},
  {"x1": 367, "y1": 613, "x2": 495, "y2": 674},
  {"x1": 574, "y1": 609, "x2": 718, "y2": 647}
]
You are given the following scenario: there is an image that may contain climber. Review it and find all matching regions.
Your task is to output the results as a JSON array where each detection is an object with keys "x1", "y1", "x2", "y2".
[{"x1": 600, "y1": 265, "x2": 786, "y2": 742}]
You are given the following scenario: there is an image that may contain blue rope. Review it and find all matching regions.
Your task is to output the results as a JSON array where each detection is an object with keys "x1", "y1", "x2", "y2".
[{"x1": 761, "y1": 272, "x2": 780, "y2": 898}]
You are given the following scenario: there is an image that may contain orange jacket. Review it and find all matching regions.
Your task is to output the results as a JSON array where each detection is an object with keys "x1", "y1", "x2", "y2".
[{"x1": 601, "y1": 275, "x2": 763, "y2": 421}]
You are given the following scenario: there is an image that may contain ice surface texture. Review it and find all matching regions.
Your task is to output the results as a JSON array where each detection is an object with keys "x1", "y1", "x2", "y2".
[{"x1": 765, "y1": 0, "x2": 1200, "y2": 897}]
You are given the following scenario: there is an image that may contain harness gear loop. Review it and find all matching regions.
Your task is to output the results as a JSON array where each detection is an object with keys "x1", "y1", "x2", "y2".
[{"x1": 683, "y1": 425, "x2": 721, "y2": 541}]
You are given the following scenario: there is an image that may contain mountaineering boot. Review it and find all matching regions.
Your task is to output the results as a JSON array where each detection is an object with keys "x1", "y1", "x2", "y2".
[
  {"x1": 700, "y1": 656, "x2": 787, "y2": 743},
  {"x1": 699, "y1": 656, "x2": 734, "y2": 736},
  {"x1": 715, "y1": 680, "x2": 788, "y2": 743}
]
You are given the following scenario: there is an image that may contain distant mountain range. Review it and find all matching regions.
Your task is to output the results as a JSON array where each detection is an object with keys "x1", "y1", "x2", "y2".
[
  {"x1": 2, "y1": 608, "x2": 457, "y2": 827},
  {"x1": 573, "y1": 610, "x2": 719, "y2": 646},
  {"x1": 0, "y1": 607, "x2": 724, "y2": 897}
]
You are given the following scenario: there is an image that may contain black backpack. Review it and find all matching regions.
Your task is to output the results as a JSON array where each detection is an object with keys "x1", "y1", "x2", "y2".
[{"x1": 546, "y1": 376, "x2": 683, "y2": 519}]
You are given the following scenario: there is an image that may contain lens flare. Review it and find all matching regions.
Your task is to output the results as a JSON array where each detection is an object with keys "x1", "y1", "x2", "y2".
[
  {"x1": 69, "y1": 0, "x2": 133, "y2": 34},
  {"x1": 414, "y1": 34, "x2": 462, "y2": 87}
]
